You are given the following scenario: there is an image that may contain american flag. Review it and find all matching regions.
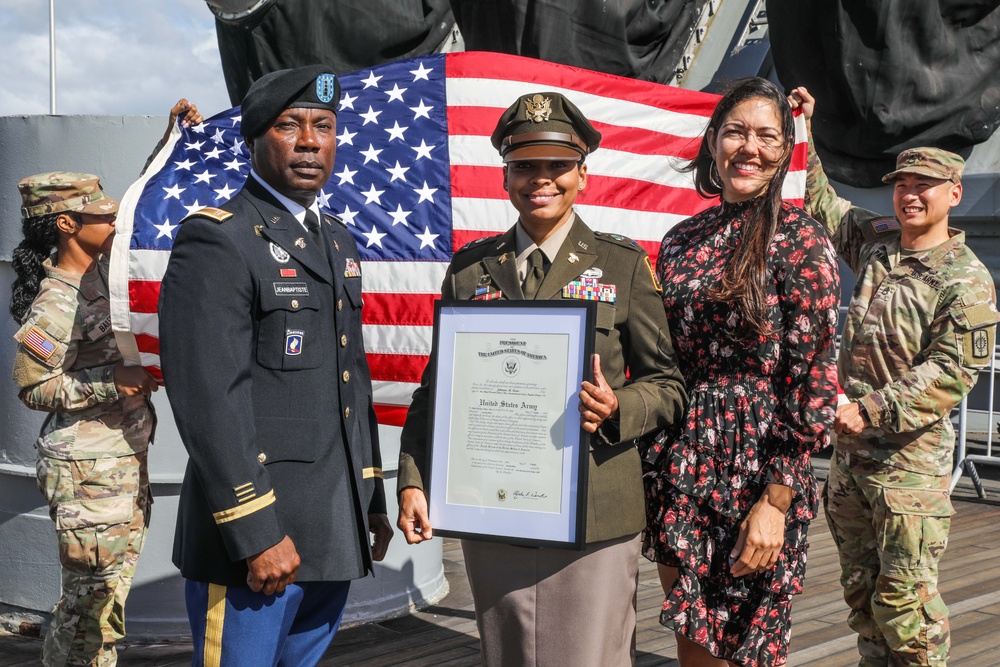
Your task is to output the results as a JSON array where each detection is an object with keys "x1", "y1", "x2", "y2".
[{"x1": 109, "y1": 52, "x2": 807, "y2": 427}]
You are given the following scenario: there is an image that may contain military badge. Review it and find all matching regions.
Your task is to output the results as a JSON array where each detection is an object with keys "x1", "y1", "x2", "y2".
[
  {"x1": 973, "y1": 330, "x2": 990, "y2": 359},
  {"x1": 270, "y1": 242, "x2": 290, "y2": 263},
  {"x1": 473, "y1": 289, "x2": 502, "y2": 301},
  {"x1": 285, "y1": 330, "x2": 304, "y2": 356},
  {"x1": 333, "y1": 240, "x2": 340, "y2": 251},
  {"x1": 294, "y1": 237, "x2": 307, "y2": 249},
  {"x1": 580, "y1": 267, "x2": 603, "y2": 280},
  {"x1": 344, "y1": 258, "x2": 362, "y2": 278},
  {"x1": 524, "y1": 94, "x2": 552, "y2": 123},
  {"x1": 254, "y1": 225, "x2": 263, "y2": 237},
  {"x1": 22, "y1": 326, "x2": 57, "y2": 361},
  {"x1": 315, "y1": 73, "x2": 338, "y2": 103},
  {"x1": 568, "y1": 252, "x2": 579, "y2": 264},
  {"x1": 871, "y1": 217, "x2": 901, "y2": 234}
]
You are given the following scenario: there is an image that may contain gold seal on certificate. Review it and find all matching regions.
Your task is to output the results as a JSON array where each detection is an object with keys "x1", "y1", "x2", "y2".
[{"x1": 426, "y1": 301, "x2": 596, "y2": 549}]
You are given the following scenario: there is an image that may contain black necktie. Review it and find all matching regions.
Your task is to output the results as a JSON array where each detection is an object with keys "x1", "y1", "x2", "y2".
[
  {"x1": 523, "y1": 248, "x2": 546, "y2": 299},
  {"x1": 303, "y1": 209, "x2": 321, "y2": 240}
]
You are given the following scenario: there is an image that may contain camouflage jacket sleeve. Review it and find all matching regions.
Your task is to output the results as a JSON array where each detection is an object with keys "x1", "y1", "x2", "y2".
[
  {"x1": 764, "y1": 212, "x2": 840, "y2": 500},
  {"x1": 804, "y1": 129, "x2": 876, "y2": 273},
  {"x1": 858, "y1": 276, "x2": 1000, "y2": 432},
  {"x1": 13, "y1": 297, "x2": 118, "y2": 412}
]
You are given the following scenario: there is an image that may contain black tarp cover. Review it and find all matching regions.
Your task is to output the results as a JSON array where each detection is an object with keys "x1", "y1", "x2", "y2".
[
  {"x1": 769, "y1": 0, "x2": 1000, "y2": 187},
  {"x1": 214, "y1": 0, "x2": 455, "y2": 105},
  {"x1": 451, "y1": 0, "x2": 709, "y2": 84}
]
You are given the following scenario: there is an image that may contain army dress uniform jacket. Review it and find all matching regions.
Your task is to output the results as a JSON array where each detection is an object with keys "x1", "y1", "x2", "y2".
[
  {"x1": 398, "y1": 215, "x2": 687, "y2": 542},
  {"x1": 158, "y1": 177, "x2": 386, "y2": 586},
  {"x1": 806, "y1": 143, "x2": 1000, "y2": 476},
  {"x1": 13, "y1": 257, "x2": 154, "y2": 461}
]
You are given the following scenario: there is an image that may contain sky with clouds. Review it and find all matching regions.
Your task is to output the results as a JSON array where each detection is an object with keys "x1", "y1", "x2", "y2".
[{"x1": 0, "y1": 0, "x2": 232, "y2": 118}]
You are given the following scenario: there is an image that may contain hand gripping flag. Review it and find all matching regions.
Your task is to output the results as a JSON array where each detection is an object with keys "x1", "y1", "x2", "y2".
[{"x1": 109, "y1": 52, "x2": 807, "y2": 427}]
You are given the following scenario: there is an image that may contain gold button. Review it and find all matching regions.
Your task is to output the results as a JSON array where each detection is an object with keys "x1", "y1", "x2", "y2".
[
  {"x1": 340, "y1": 335, "x2": 347, "y2": 347},
  {"x1": 342, "y1": 370, "x2": 350, "y2": 383},
  {"x1": 291, "y1": 299, "x2": 299, "y2": 309},
  {"x1": 257, "y1": 452, "x2": 267, "y2": 463},
  {"x1": 337, "y1": 299, "x2": 343, "y2": 311},
  {"x1": 344, "y1": 407, "x2": 351, "y2": 418}
]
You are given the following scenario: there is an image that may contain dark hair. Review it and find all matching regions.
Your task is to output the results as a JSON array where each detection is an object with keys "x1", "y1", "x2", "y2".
[
  {"x1": 686, "y1": 77, "x2": 795, "y2": 338},
  {"x1": 9, "y1": 212, "x2": 73, "y2": 323}
]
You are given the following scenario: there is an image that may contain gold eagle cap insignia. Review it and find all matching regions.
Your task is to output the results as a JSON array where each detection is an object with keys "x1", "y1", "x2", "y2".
[{"x1": 524, "y1": 94, "x2": 552, "y2": 123}]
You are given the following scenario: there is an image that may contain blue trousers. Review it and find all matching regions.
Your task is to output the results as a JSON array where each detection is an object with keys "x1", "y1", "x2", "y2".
[{"x1": 185, "y1": 579, "x2": 351, "y2": 667}]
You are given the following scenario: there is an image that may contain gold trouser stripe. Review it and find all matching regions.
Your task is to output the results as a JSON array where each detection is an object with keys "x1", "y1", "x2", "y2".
[
  {"x1": 204, "y1": 583, "x2": 226, "y2": 667},
  {"x1": 213, "y1": 489, "x2": 275, "y2": 524},
  {"x1": 363, "y1": 467, "x2": 383, "y2": 479}
]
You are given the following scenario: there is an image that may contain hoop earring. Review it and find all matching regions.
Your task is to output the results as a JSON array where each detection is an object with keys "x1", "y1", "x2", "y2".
[{"x1": 709, "y1": 161, "x2": 723, "y2": 189}]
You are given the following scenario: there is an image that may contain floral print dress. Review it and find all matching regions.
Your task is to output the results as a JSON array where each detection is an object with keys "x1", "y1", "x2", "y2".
[{"x1": 642, "y1": 198, "x2": 840, "y2": 666}]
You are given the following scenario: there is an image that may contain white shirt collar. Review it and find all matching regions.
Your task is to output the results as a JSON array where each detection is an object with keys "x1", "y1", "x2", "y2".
[{"x1": 250, "y1": 170, "x2": 321, "y2": 232}]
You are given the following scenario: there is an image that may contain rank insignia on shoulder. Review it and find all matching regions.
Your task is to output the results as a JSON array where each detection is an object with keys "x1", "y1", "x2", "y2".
[
  {"x1": 22, "y1": 326, "x2": 58, "y2": 360},
  {"x1": 344, "y1": 258, "x2": 362, "y2": 278},
  {"x1": 285, "y1": 330, "x2": 304, "y2": 356},
  {"x1": 871, "y1": 217, "x2": 901, "y2": 234},
  {"x1": 181, "y1": 207, "x2": 233, "y2": 224},
  {"x1": 645, "y1": 255, "x2": 662, "y2": 292},
  {"x1": 270, "y1": 242, "x2": 291, "y2": 263},
  {"x1": 473, "y1": 289, "x2": 502, "y2": 300}
]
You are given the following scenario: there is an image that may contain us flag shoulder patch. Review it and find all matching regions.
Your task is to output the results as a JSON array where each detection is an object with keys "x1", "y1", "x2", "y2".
[
  {"x1": 871, "y1": 217, "x2": 901, "y2": 234},
  {"x1": 23, "y1": 326, "x2": 58, "y2": 361}
]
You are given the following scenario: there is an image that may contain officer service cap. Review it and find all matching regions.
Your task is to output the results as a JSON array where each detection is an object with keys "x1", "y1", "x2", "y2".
[
  {"x1": 882, "y1": 147, "x2": 965, "y2": 184},
  {"x1": 18, "y1": 172, "x2": 119, "y2": 219},
  {"x1": 490, "y1": 92, "x2": 602, "y2": 162},
  {"x1": 240, "y1": 64, "x2": 341, "y2": 139}
]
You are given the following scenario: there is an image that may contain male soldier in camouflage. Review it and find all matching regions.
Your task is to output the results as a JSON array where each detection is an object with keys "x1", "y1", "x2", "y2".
[
  {"x1": 790, "y1": 89, "x2": 1000, "y2": 666},
  {"x1": 10, "y1": 173, "x2": 158, "y2": 666}
]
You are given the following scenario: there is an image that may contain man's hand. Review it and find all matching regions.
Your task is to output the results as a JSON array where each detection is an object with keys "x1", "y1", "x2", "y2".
[
  {"x1": 730, "y1": 484, "x2": 791, "y2": 578},
  {"x1": 114, "y1": 362, "x2": 159, "y2": 397},
  {"x1": 397, "y1": 487, "x2": 433, "y2": 544},
  {"x1": 245, "y1": 535, "x2": 300, "y2": 596},
  {"x1": 787, "y1": 86, "x2": 815, "y2": 124},
  {"x1": 835, "y1": 402, "x2": 867, "y2": 436},
  {"x1": 579, "y1": 354, "x2": 619, "y2": 433},
  {"x1": 368, "y1": 513, "x2": 394, "y2": 561}
]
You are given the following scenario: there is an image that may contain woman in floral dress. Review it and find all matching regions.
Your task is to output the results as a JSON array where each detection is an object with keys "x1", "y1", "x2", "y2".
[{"x1": 643, "y1": 77, "x2": 840, "y2": 666}]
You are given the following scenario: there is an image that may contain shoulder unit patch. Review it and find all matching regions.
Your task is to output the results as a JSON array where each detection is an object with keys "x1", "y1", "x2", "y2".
[{"x1": 870, "y1": 216, "x2": 901, "y2": 234}]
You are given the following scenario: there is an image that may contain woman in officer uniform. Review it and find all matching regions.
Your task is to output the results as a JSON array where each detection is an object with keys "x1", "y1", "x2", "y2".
[{"x1": 396, "y1": 92, "x2": 687, "y2": 667}]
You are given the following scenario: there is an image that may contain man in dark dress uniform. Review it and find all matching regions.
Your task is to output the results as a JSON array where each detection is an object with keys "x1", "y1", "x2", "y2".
[
  {"x1": 396, "y1": 92, "x2": 688, "y2": 666},
  {"x1": 158, "y1": 65, "x2": 392, "y2": 666}
]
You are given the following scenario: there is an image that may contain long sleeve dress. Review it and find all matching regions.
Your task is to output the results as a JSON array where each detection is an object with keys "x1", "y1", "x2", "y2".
[{"x1": 642, "y1": 198, "x2": 840, "y2": 666}]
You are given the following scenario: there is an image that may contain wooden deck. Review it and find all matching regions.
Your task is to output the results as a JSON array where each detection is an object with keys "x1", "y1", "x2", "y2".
[{"x1": 2, "y1": 491, "x2": 999, "y2": 666}]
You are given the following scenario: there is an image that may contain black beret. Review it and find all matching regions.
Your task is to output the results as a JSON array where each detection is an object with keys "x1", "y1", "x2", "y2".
[
  {"x1": 240, "y1": 64, "x2": 341, "y2": 139},
  {"x1": 490, "y1": 92, "x2": 602, "y2": 162}
]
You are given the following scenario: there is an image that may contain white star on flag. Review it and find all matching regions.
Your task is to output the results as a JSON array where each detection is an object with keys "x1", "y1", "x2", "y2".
[
  {"x1": 415, "y1": 226, "x2": 439, "y2": 249},
  {"x1": 362, "y1": 184, "x2": 385, "y2": 205},
  {"x1": 363, "y1": 225, "x2": 387, "y2": 247},
  {"x1": 414, "y1": 181, "x2": 437, "y2": 203},
  {"x1": 336, "y1": 165, "x2": 358, "y2": 185},
  {"x1": 162, "y1": 184, "x2": 185, "y2": 200},
  {"x1": 387, "y1": 204, "x2": 412, "y2": 227},
  {"x1": 385, "y1": 84, "x2": 407, "y2": 102},
  {"x1": 153, "y1": 219, "x2": 177, "y2": 240}
]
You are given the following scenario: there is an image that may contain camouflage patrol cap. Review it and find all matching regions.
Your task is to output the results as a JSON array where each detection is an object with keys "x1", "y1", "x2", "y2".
[
  {"x1": 882, "y1": 147, "x2": 965, "y2": 184},
  {"x1": 491, "y1": 92, "x2": 602, "y2": 162},
  {"x1": 18, "y1": 172, "x2": 120, "y2": 219}
]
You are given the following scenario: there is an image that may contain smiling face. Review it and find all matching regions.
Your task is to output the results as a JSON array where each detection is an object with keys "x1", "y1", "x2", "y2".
[
  {"x1": 504, "y1": 158, "x2": 587, "y2": 239},
  {"x1": 892, "y1": 172, "x2": 962, "y2": 237},
  {"x1": 250, "y1": 107, "x2": 337, "y2": 207},
  {"x1": 707, "y1": 97, "x2": 787, "y2": 203}
]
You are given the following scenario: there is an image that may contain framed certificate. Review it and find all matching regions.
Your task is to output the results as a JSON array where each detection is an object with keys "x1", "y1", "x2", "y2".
[{"x1": 426, "y1": 300, "x2": 596, "y2": 549}]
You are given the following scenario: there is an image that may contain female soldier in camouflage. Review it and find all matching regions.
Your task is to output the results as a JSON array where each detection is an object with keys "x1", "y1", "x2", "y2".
[{"x1": 10, "y1": 172, "x2": 158, "y2": 667}]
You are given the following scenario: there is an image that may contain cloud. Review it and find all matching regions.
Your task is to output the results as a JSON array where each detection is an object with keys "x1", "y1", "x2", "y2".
[{"x1": 0, "y1": 0, "x2": 231, "y2": 118}]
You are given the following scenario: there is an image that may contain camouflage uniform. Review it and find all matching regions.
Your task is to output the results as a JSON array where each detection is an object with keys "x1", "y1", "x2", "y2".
[
  {"x1": 13, "y1": 173, "x2": 154, "y2": 667},
  {"x1": 806, "y1": 142, "x2": 999, "y2": 666}
]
